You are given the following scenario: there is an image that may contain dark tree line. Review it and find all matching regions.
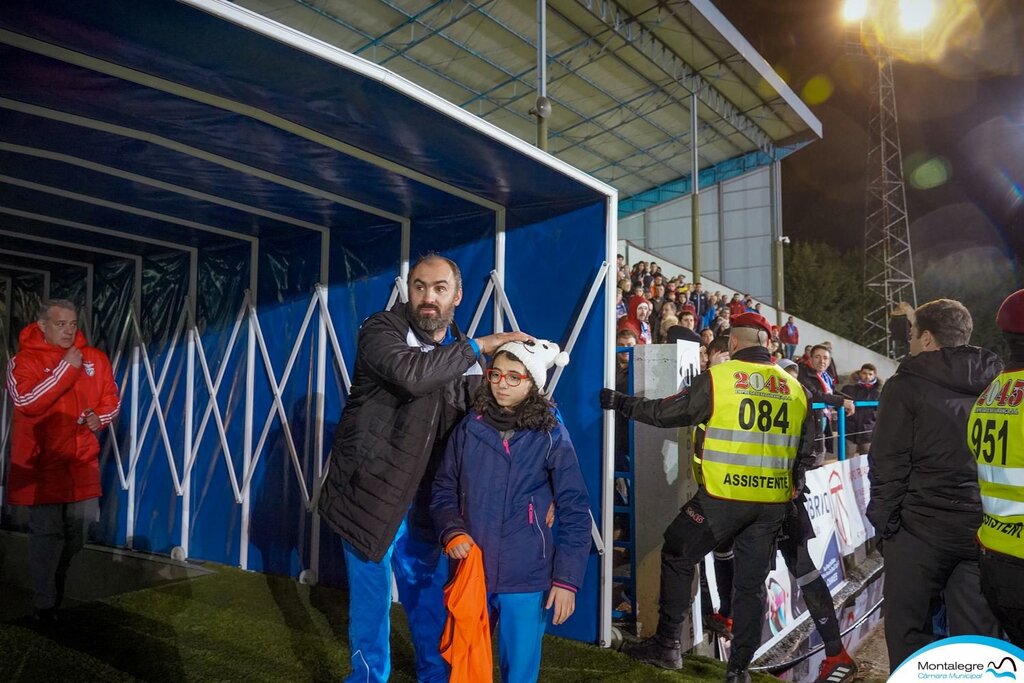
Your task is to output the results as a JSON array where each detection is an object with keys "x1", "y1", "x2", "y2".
[{"x1": 784, "y1": 241, "x2": 1019, "y2": 356}]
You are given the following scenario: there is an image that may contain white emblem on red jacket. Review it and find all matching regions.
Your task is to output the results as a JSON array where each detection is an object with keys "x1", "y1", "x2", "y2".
[{"x1": 84, "y1": 361, "x2": 95, "y2": 377}]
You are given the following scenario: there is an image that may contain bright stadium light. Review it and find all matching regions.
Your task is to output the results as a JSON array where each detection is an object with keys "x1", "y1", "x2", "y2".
[
  {"x1": 899, "y1": 0, "x2": 935, "y2": 31},
  {"x1": 843, "y1": 0, "x2": 870, "y2": 22}
]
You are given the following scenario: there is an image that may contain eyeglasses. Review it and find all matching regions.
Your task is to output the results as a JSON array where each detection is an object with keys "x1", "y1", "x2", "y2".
[{"x1": 485, "y1": 369, "x2": 530, "y2": 387}]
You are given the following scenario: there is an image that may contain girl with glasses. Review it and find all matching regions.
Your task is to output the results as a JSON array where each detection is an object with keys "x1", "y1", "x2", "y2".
[{"x1": 431, "y1": 340, "x2": 591, "y2": 683}]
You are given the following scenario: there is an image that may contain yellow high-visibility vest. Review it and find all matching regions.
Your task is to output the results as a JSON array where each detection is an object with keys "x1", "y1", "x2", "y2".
[
  {"x1": 970, "y1": 369, "x2": 1024, "y2": 559},
  {"x1": 701, "y1": 360, "x2": 808, "y2": 503}
]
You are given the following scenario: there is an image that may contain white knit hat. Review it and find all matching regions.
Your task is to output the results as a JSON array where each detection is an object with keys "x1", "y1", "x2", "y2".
[{"x1": 494, "y1": 339, "x2": 570, "y2": 391}]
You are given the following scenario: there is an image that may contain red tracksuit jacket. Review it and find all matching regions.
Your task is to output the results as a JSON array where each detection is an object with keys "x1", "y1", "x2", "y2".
[{"x1": 6, "y1": 324, "x2": 119, "y2": 505}]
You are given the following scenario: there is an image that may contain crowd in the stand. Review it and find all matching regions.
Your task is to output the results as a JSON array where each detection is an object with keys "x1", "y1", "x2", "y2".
[{"x1": 614, "y1": 254, "x2": 883, "y2": 452}]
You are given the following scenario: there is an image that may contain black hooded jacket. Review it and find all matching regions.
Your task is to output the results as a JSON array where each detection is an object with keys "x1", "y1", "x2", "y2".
[
  {"x1": 318, "y1": 302, "x2": 482, "y2": 562},
  {"x1": 866, "y1": 346, "x2": 1003, "y2": 552}
]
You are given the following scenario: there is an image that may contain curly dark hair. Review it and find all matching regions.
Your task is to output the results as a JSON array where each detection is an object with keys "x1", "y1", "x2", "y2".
[{"x1": 473, "y1": 351, "x2": 558, "y2": 432}]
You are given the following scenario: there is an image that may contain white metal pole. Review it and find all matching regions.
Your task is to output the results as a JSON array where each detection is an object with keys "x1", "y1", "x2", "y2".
[
  {"x1": 467, "y1": 279, "x2": 496, "y2": 339},
  {"x1": 127, "y1": 259, "x2": 142, "y2": 549},
  {"x1": 309, "y1": 233, "x2": 330, "y2": 584},
  {"x1": 536, "y1": 0, "x2": 548, "y2": 151},
  {"x1": 546, "y1": 262, "x2": 609, "y2": 397},
  {"x1": 235, "y1": 239, "x2": 258, "y2": 565},
  {"x1": 241, "y1": 291, "x2": 255, "y2": 570},
  {"x1": 771, "y1": 160, "x2": 786, "y2": 325},
  {"x1": 180, "y1": 251, "x2": 198, "y2": 560},
  {"x1": 181, "y1": 322, "x2": 195, "y2": 560},
  {"x1": 690, "y1": 91, "x2": 701, "y2": 284},
  {"x1": 400, "y1": 218, "x2": 411, "y2": 287},
  {"x1": 127, "y1": 338, "x2": 139, "y2": 549},
  {"x1": 493, "y1": 209, "x2": 506, "y2": 333},
  {"x1": 240, "y1": 239, "x2": 258, "y2": 569},
  {"x1": 600, "y1": 193, "x2": 618, "y2": 648}
]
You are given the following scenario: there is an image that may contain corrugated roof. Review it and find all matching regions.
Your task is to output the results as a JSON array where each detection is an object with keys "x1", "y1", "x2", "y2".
[{"x1": 233, "y1": 0, "x2": 822, "y2": 199}]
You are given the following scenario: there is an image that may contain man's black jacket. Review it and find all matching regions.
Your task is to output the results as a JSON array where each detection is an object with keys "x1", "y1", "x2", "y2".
[
  {"x1": 798, "y1": 364, "x2": 846, "y2": 450},
  {"x1": 612, "y1": 346, "x2": 818, "y2": 494},
  {"x1": 839, "y1": 379, "x2": 882, "y2": 446},
  {"x1": 866, "y1": 346, "x2": 1002, "y2": 552},
  {"x1": 318, "y1": 302, "x2": 481, "y2": 562}
]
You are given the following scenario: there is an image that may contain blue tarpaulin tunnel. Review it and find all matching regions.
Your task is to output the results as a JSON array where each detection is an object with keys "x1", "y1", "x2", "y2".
[{"x1": 0, "y1": 0, "x2": 618, "y2": 645}]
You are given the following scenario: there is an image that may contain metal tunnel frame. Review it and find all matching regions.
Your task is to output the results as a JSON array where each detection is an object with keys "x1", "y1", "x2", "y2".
[{"x1": 0, "y1": 0, "x2": 619, "y2": 646}]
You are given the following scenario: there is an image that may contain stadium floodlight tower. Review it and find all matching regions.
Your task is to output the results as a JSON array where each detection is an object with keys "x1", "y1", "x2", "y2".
[{"x1": 844, "y1": 0, "x2": 930, "y2": 359}]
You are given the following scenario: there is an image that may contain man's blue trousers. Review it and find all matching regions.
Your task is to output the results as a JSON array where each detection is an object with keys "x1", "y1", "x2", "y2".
[{"x1": 342, "y1": 516, "x2": 449, "y2": 683}]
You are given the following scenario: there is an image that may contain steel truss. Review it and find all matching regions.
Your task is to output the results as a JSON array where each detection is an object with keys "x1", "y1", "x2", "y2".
[{"x1": 862, "y1": 56, "x2": 917, "y2": 358}]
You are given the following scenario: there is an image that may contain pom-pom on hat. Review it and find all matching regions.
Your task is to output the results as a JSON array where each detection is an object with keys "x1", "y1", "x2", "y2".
[
  {"x1": 996, "y1": 289, "x2": 1024, "y2": 334},
  {"x1": 494, "y1": 339, "x2": 569, "y2": 392}
]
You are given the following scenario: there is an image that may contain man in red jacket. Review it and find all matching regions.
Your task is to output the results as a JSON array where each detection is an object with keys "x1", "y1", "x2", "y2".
[
  {"x1": 779, "y1": 315, "x2": 800, "y2": 360},
  {"x1": 6, "y1": 299, "x2": 119, "y2": 622}
]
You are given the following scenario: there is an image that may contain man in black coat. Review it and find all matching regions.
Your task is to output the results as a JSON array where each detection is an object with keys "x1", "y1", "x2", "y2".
[
  {"x1": 839, "y1": 363, "x2": 882, "y2": 456},
  {"x1": 319, "y1": 254, "x2": 528, "y2": 683},
  {"x1": 867, "y1": 299, "x2": 1003, "y2": 672}
]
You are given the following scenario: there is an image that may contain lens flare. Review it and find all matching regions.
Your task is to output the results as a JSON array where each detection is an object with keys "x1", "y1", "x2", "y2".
[
  {"x1": 802, "y1": 74, "x2": 835, "y2": 105},
  {"x1": 899, "y1": 0, "x2": 935, "y2": 31},
  {"x1": 848, "y1": 0, "x2": 984, "y2": 66},
  {"x1": 843, "y1": 0, "x2": 869, "y2": 22},
  {"x1": 908, "y1": 156, "x2": 952, "y2": 189}
]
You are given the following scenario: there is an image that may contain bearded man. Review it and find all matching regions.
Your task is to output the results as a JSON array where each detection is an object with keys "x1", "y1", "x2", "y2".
[{"x1": 319, "y1": 253, "x2": 529, "y2": 683}]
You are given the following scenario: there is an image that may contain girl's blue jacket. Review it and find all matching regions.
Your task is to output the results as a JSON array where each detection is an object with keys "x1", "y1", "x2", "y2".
[{"x1": 430, "y1": 410, "x2": 591, "y2": 594}]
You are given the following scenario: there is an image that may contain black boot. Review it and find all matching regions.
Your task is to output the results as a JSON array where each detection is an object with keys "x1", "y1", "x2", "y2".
[
  {"x1": 725, "y1": 669, "x2": 751, "y2": 683},
  {"x1": 625, "y1": 633, "x2": 682, "y2": 670}
]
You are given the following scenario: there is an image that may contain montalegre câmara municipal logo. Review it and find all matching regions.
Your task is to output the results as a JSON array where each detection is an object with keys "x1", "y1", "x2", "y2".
[{"x1": 889, "y1": 636, "x2": 1023, "y2": 683}]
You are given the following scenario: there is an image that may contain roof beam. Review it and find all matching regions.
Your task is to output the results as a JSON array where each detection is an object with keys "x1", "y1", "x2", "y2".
[
  {"x1": 350, "y1": 0, "x2": 456, "y2": 57},
  {"x1": 0, "y1": 99, "x2": 405, "y2": 226},
  {"x1": 0, "y1": 142, "x2": 334, "y2": 235},
  {"x1": 293, "y1": 0, "x2": 665, "y2": 187},
  {"x1": 0, "y1": 26, "x2": 502, "y2": 212},
  {"x1": 366, "y1": 0, "x2": 671, "y2": 182},
  {"x1": 470, "y1": 4, "x2": 700, "y2": 179},
  {"x1": 544, "y1": 3, "x2": 746, "y2": 158},
  {"x1": 572, "y1": 0, "x2": 777, "y2": 156},
  {"x1": 660, "y1": 2, "x2": 801, "y2": 140}
]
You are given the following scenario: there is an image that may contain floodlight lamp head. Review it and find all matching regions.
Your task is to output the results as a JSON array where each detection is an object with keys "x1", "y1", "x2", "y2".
[
  {"x1": 531, "y1": 96, "x2": 552, "y2": 119},
  {"x1": 842, "y1": 0, "x2": 869, "y2": 23}
]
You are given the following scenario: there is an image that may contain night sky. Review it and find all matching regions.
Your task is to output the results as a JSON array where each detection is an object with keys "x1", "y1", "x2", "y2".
[{"x1": 715, "y1": 0, "x2": 1024, "y2": 309}]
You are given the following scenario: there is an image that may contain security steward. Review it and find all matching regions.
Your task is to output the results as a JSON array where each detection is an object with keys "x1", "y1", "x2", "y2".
[
  {"x1": 971, "y1": 289, "x2": 1024, "y2": 646},
  {"x1": 601, "y1": 312, "x2": 814, "y2": 683}
]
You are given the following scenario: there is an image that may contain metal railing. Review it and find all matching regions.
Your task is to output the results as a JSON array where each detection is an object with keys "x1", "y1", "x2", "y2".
[{"x1": 810, "y1": 400, "x2": 881, "y2": 461}]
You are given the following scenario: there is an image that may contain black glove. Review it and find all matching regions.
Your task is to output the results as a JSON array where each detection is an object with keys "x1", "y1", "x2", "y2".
[{"x1": 600, "y1": 388, "x2": 625, "y2": 411}]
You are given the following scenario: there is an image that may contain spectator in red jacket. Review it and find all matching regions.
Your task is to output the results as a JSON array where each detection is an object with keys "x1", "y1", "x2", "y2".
[
  {"x1": 779, "y1": 316, "x2": 800, "y2": 360},
  {"x1": 6, "y1": 300, "x2": 120, "y2": 623},
  {"x1": 728, "y1": 293, "x2": 746, "y2": 318},
  {"x1": 618, "y1": 296, "x2": 653, "y2": 345}
]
